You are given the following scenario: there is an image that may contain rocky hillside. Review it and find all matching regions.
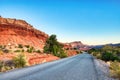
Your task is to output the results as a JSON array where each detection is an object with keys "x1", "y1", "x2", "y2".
[
  {"x1": 0, "y1": 17, "x2": 48, "y2": 51},
  {"x1": 64, "y1": 41, "x2": 90, "y2": 50}
]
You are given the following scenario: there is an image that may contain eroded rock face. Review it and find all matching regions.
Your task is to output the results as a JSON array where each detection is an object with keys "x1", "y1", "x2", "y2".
[
  {"x1": 64, "y1": 41, "x2": 85, "y2": 49},
  {"x1": 63, "y1": 41, "x2": 91, "y2": 51},
  {"x1": 0, "y1": 17, "x2": 48, "y2": 51}
]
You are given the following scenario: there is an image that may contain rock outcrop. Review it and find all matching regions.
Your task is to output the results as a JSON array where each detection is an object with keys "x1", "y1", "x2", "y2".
[
  {"x1": 0, "y1": 17, "x2": 48, "y2": 51},
  {"x1": 64, "y1": 41, "x2": 90, "y2": 50}
]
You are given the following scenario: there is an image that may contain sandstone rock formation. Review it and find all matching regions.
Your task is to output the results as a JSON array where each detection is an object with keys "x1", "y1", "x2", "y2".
[
  {"x1": 64, "y1": 41, "x2": 91, "y2": 51},
  {"x1": 0, "y1": 17, "x2": 48, "y2": 51}
]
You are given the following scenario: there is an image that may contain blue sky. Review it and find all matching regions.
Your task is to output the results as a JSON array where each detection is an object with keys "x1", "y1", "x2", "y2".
[{"x1": 0, "y1": 0, "x2": 120, "y2": 45}]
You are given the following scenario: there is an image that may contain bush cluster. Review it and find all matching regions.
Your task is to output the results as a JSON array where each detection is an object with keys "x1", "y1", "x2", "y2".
[
  {"x1": 13, "y1": 54, "x2": 26, "y2": 68},
  {"x1": 18, "y1": 44, "x2": 23, "y2": 48},
  {"x1": 0, "y1": 60, "x2": 15, "y2": 72},
  {"x1": 44, "y1": 34, "x2": 67, "y2": 58},
  {"x1": 88, "y1": 45, "x2": 120, "y2": 62},
  {"x1": 88, "y1": 45, "x2": 120, "y2": 79}
]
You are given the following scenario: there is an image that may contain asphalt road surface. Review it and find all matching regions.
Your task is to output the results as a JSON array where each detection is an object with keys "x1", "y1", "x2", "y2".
[{"x1": 0, "y1": 53, "x2": 99, "y2": 80}]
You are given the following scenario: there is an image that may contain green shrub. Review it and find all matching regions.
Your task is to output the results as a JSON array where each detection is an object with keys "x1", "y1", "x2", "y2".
[
  {"x1": 13, "y1": 54, "x2": 26, "y2": 68},
  {"x1": 88, "y1": 46, "x2": 120, "y2": 62},
  {"x1": 101, "y1": 52, "x2": 119, "y2": 61},
  {"x1": 27, "y1": 47, "x2": 34, "y2": 53},
  {"x1": 59, "y1": 51, "x2": 67, "y2": 58},
  {"x1": 18, "y1": 44, "x2": 23, "y2": 48},
  {"x1": 55, "y1": 50, "x2": 67, "y2": 58},
  {"x1": 27, "y1": 49, "x2": 31, "y2": 53}
]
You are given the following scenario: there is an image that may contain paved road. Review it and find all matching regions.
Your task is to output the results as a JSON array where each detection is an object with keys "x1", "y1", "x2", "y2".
[{"x1": 0, "y1": 53, "x2": 99, "y2": 80}]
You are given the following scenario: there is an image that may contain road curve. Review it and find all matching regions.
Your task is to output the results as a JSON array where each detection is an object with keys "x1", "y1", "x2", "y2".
[{"x1": 0, "y1": 53, "x2": 99, "y2": 80}]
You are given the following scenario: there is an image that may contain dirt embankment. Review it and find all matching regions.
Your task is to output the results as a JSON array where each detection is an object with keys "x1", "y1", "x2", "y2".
[{"x1": 0, "y1": 53, "x2": 59, "y2": 66}]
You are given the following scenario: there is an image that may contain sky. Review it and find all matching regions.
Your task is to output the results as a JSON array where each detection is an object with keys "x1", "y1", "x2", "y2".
[{"x1": 0, "y1": 0, "x2": 120, "y2": 45}]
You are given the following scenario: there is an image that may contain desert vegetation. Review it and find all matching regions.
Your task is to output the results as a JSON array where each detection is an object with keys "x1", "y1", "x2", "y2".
[
  {"x1": 110, "y1": 61, "x2": 120, "y2": 79},
  {"x1": 44, "y1": 34, "x2": 67, "y2": 58},
  {"x1": 13, "y1": 53, "x2": 26, "y2": 68},
  {"x1": 0, "y1": 53, "x2": 26, "y2": 72},
  {"x1": 0, "y1": 44, "x2": 42, "y2": 72},
  {"x1": 88, "y1": 45, "x2": 120, "y2": 79},
  {"x1": 0, "y1": 44, "x2": 41, "y2": 54}
]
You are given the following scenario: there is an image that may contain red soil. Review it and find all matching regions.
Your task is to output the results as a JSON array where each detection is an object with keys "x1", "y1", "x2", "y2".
[{"x1": 0, "y1": 53, "x2": 59, "y2": 66}]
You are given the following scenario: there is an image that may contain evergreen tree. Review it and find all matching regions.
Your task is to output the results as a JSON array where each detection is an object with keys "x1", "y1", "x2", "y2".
[{"x1": 44, "y1": 34, "x2": 67, "y2": 58}]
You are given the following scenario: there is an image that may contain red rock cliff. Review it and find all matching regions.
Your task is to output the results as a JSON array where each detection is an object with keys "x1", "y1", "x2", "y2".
[{"x1": 0, "y1": 17, "x2": 48, "y2": 51}]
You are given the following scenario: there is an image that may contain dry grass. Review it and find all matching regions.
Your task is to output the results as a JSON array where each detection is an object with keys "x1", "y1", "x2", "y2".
[{"x1": 110, "y1": 61, "x2": 120, "y2": 79}]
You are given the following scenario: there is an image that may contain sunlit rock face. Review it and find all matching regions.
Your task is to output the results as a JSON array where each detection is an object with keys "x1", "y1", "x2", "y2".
[
  {"x1": 63, "y1": 41, "x2": 86, "y2": 49},
  {"x1": 0, "y1": 17, "x2": 48, "y2": 51}
]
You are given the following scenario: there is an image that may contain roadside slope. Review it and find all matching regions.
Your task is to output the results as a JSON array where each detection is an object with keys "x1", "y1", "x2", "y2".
[{"x1": 0, "y1": 53, "x2": 113, "y2": 80}]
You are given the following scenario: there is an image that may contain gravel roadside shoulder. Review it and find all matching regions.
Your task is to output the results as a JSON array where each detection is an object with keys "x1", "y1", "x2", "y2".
[{"x1": 93, "y1": 58, "x2": 118, "y2": 80}]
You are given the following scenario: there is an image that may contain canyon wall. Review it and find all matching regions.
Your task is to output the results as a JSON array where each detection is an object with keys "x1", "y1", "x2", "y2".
[{"x1": 0, "y1": 17, "x2": 48, "y2": 51}]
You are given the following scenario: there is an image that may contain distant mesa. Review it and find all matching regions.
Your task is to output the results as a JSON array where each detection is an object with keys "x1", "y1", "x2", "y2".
[{"x1": 0, "y1": 17, "x2": 49, "y2": 51}]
